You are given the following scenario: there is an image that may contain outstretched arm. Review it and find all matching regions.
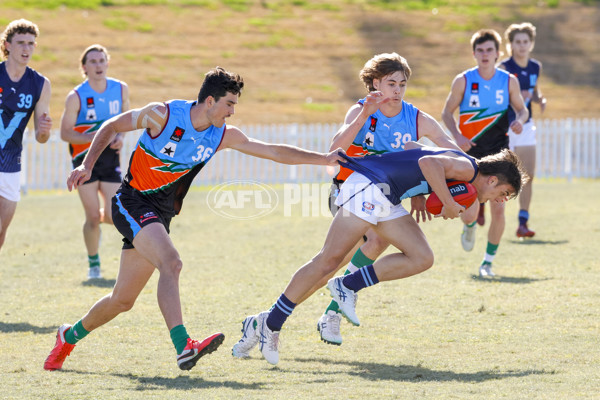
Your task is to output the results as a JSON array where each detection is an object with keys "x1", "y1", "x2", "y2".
[{"x1": 219, "y1": 125, "x2": 345, "y2": 166}]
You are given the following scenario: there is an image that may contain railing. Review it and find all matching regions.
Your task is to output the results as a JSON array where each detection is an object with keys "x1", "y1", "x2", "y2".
[{"x1": 19, "y1": 118, "x2": 600, "y2": 192}]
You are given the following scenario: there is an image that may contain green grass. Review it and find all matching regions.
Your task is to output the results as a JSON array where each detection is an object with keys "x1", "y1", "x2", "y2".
[{"x1": 1, "y1": 180, "x2": 599, "y2": 399}]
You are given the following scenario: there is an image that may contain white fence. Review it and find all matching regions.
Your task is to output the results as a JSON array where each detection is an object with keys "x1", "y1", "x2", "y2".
[{"x1": 20, "y1": 118, "x2": 600, "y2": 192}]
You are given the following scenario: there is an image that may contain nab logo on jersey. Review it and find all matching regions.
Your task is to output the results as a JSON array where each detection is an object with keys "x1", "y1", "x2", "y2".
[
  {"x1": 170, "y1": 126, "x2": 185, "y2": 142},
  {"x1": 471, "y1": 83, "x2": 479, "y2": 94},
  {"x1": 86, "y1": 97, "x2": 95, "y2": 108}
]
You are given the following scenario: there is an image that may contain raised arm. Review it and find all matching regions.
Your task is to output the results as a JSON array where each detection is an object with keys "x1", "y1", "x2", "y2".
[
  {"x1": 220, "y1": 125, "x2": 344, "y2": 166},
  {"x1": 33, "y1": 77, "x2": 52, "y2": 144},
  {"x1": 67, "y1": 102, "x2": 167, "y2": 190}
]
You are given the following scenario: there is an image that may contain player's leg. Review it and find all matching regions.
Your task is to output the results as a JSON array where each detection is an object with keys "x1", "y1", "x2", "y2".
[
  {"x1": 98, "y1": 181, "x2": 121, "y2": 225},
  {"x1": 479, "y1": 200, "x2": 506, "y2": 277},
  {"x1": 0, "y1": 172, "x2": 21, "y2": 251},
  {"x1": 44, "y1": 246, "x2": 155, "y2": 370},
  {"x1": 0, "y1": 196, "x2": 18, "y2": 251},
  {"x1": 514, "y1": 145, "x2": 536, "y2": 237},
  {"x1": 77, "y1": 181, "x2": 103, "y2": 277}
]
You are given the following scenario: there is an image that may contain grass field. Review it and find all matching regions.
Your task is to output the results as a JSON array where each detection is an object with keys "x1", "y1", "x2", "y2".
[{"x1": 1, "y1": 179, "x2": 599, "y2": 399}]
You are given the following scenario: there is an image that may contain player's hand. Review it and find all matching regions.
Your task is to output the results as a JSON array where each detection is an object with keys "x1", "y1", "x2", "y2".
[
  {"x1": 410, "y1": 195, "x2": 432, "y2": 223},
  {"x1": 362, "y1": 91, "x2": 390, "y2": 115},
  {"x1": 109, "y1": 134, "x2": 124, "y2": 152},
  {"x1": 438, "y1": 200, "x2": 465, "y2": 220},
  {"x1": 36, "y1": 112, "x2": 52, "y2": 142},
  {"x1": 455, "y1": 134, "x2": 475, "y2": 152},
  {"x1": 328, "y1": 148, "x2": 347, "y2": 165},
  {"x1": 510, "y1": 120, "x2": 524, "y2": 134},
  {"x1": 67, "y1": 165, "x2": 92, "y2": 191},
  {"x1": 540, "y1": 97, "x2": 547, "y2": 114}
]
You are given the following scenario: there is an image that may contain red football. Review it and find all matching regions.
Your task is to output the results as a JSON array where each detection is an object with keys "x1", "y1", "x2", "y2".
[{"x1": 426, "y1": 181, "x2": 478, "y2": 215}]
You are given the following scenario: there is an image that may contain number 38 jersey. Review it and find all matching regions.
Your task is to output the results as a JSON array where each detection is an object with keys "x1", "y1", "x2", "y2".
[
  {"x1": 122, "y1": 100, "x2": 225, "y2": 217},
  {"x1": 335, "y1": 99, "x2": 420, "y2": 182},
  {"x1": 71, "y1": 77, "x2": 124, "y2": 167},
  {"x1": 0, "y1": 62, "x2": 45, "y2": 172},
  {"x1": 459, "y1": 67, "x2": 510, "y2": 158}
]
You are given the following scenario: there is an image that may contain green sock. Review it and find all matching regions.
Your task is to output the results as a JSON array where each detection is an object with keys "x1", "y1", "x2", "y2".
[
  {"x1": 482, "y1": 242, "x2": 499, "y2": 265},
  {"x1": 170, "y1": 325, "x2": 190, "y2": 354},
  {"x1": 324, "y1": 248, "x2": 375, "y2": 314},
  {"x1": 64, "y1": 320, "x2": 90, "y2": 344},
  {"x1": 88, "y1": 254, "x2": 100, "y2": 268}
]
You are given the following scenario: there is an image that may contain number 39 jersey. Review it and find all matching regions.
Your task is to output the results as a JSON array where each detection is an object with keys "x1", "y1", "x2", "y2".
[
  {"x1": 335, "y1": 99, "x2": 420, "y2": 182},
  {"x1": 0, "y1": 62, "x2": 45, "y2": 172},
  {"x1": 71, "y1": 78, "x2": 124, "y2": 166},
  {"x1": 123, "y1": 100, "x2": 225, "y2": 217},
  {"x1": 458, "y1": 67, "x2": 510, "y2": 158}
]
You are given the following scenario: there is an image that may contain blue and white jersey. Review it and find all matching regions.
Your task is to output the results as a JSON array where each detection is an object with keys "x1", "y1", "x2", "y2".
[
  {"x1": 70, "y1": 77, "x2": 124, "y2": 163},
  {"x1": 340, "y1": 147, "x2": 478, "y2": 205},
  {"x1": 335, "y1": 99, "x2": 420, "y2": 182},
  {"x1": 500, "y1": 57, "x2": 541, "y2": 123},
  {"x1": 0, "y1": 62, "x2": 46, "y2": 172},
  {"x1": 123, "y1": 99, "x2": 226, "y2": 216},
  {"x1": 458, "y1": 67, "x2": 511, "y2": 158}
]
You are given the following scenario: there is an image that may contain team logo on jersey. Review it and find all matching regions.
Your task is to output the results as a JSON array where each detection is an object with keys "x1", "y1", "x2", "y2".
[
  {"x1": 86, "y1": 109, "x2": 97, "y2": 121},
  {"x1": 160, "y1": 143, "x2": 177, "y2": 157},
  {"x1": 86, "y1": 97, "x2": 95, "y2": 108},
  {"x1": 469, "y1": 94, "x2": 480, "y2": 108},
  {"x1": 471, "y1": 83, "x2": 479, "y2": 94},
  {"x1": 459, "y1": 109, "x2": 504, "y2": 140},
  {"x1": 170, "y1": 126, "x2": 185, "y2": 142},
  {"x1": 369, "y1": 117, "x2": 377, "y2": 132},
  {"x1": 364, "y1": 131, "x2": 375, "y2": 147}
]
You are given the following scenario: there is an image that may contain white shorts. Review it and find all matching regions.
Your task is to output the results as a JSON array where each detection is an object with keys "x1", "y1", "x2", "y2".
[
  {"x1": 0, "y1": 171, "x2": 21, "y2": 202},
  {"x1": 335, "y1": 172, "x2": 409, "y2": 225},
  {"x1": 508, "y1": 120, "x2": 536, "y2": 149}
]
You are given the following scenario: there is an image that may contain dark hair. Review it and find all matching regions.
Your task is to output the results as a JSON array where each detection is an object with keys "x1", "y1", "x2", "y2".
[
  {"x1": 477, "y1": 149, "x2": 529, "y2": 198},
  {"x1": 197, "y1": 66, "x2": 244, "y2": 103},
  {"x1": 470, "y1": 29, "x2": 502, "y2": 52},
  {"x1": 1, "y1": 19, "x2": 40, "y2": 59}
]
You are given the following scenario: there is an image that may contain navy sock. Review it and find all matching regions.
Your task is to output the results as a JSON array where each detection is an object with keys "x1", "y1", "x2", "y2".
[
  {"x1": 518, "y1": 209, "x2": 529, "y2": 225},
  {"x1": 266, "y1": 293, "x2": 296, "y2": 332},
  {"x1": 342, "y1": 264, "x2": 379, "y2": 292}
]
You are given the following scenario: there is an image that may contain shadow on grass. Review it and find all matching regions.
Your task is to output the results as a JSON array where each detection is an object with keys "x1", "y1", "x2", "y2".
[
  {"x1": 63, "y1": 371, "x2": 265, "y2": 391},
  {"x1": 81, "y1": 278, "x2": 116, "y2": 288},
  {"x1": 470, "y1": 275, "x2": 552, "y2": 284},
  {"x1": 291, "y1": 357, "x2": 555, "y2": 383},
  {"x1": 507, "y1": 239, "x2": 569, "y2": 246},
  {"x1": 0, "y1": 321, "x2": 55, "y2": 334}
]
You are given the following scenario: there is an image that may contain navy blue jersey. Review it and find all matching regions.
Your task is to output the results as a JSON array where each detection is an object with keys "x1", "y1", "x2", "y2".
[
  {"x1": 500, "y1": 57, "x2": 541, "y2": 123},
  {"x1": 340, "y1": 147, "x2": 478, "y2": 205},
  {"x1": 0, "y1": 62, "x2": 46, "y2": 172}
]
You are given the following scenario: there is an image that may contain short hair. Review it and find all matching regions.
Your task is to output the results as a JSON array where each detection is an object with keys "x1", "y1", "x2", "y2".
[
  {"x1": 1, "y1": 19, "x2": 40, "y2": 59},
  {"x1": 80, "y1": 44, "x2": 110, "y2": 77},
  {"x1": 359, "y1": 52, "x2": 412, "y2": 92},
  {"x1": 470, "y1": 29, "x2": 502, "y2": 52},
  {"x1": 477, "y1": 149, "x2": 529, "y2": 198},
  {"x1": 197, "y1": 66, "x2": 244, "y2": 103},
  {"x1": 504, "y1": 22, "x2": 537, "y2": 57}
]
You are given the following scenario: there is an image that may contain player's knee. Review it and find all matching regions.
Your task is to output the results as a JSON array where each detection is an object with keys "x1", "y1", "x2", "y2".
[
  {"x1": 413, "y1": 248, "x2": 434, "y2": 273},
  {"x1": 85, "y1": 212, "x2": 102, "y2": 227},
  {"x1": 312, "y1": 253, "x2": 344, "y2": 276},
  {"x1": 111, "y1": 293, "x2": 136, "y2": 312},
  {"x1": 161, "y1": 257, "x2": 183, "y2": 276}
]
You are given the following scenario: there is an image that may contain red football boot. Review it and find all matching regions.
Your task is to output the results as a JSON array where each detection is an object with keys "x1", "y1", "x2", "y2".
[
  {"x1": 177, "y1": 333, "x2": 225, "y2": 370},
  {"x1": 516, "y1": 224, "x2": 536, "y2": 238},
  {"x1": 44, "y1": 324, "x2": 76, "y2": 371}
]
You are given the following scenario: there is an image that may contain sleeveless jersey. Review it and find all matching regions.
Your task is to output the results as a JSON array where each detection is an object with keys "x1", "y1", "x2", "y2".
[
  {"x1": 0, "y1": 62, "x2": 46, "y2": 172},
  {"x1": 458, "y1": 67, "x2": 510, "y2": 158},
  {"x1": 335, "y1": 99, "x2": 420, "y2": 182},
  {"x1": 340, "y1": 147, "x2": 478, "y2": 205},
  {"x1": 71, "y1": 78, "x2": 124, "y2": 166},
  {"x1": 500, "y1": 57, "x2": 540, "y2": 123},
  {"x1": 123, "y1": 100, "x2": 225, "y2": 217}
]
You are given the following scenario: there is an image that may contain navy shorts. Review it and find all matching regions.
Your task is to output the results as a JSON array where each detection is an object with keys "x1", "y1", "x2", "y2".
[
  {"x1": 112, "y1": 185, "x2": 172, "y2": 250},
  {"x1": 73, "y1": 148, "x2": 121, "y2": 184}
]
